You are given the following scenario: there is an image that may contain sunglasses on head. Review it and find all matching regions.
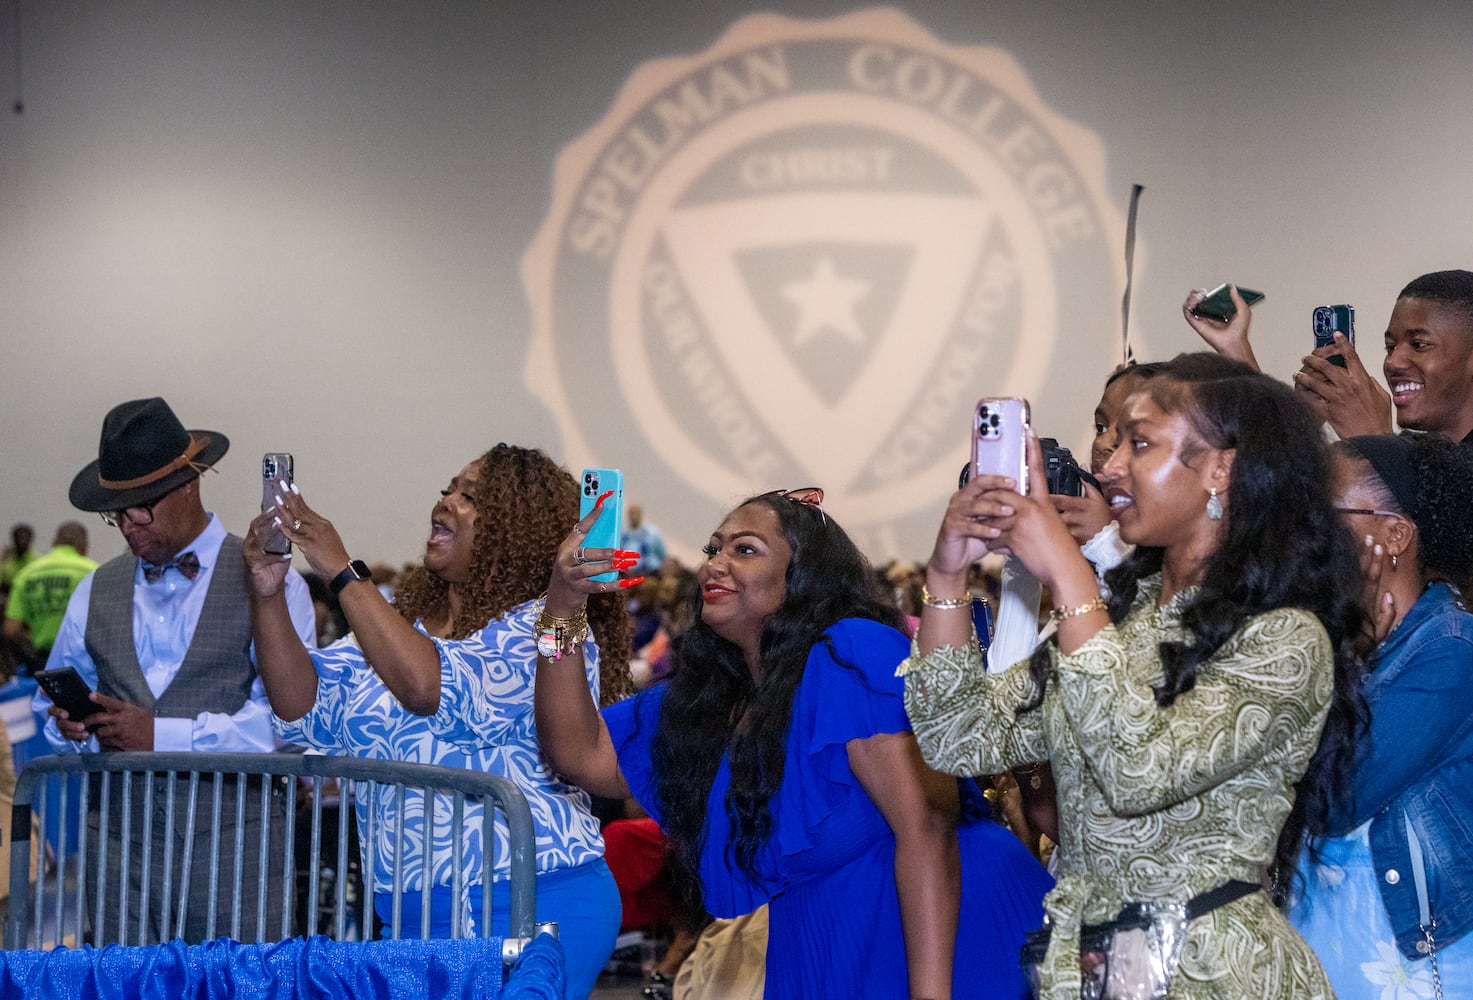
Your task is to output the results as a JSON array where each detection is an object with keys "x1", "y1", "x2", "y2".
[{"x1": 761, "y1": 487, "x2": 826, "y2": 526}]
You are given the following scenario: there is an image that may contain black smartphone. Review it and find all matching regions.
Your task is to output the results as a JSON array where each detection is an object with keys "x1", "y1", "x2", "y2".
[
  {"x1": 262, "y1": 452, "x2": 294, "y2": 556},
  {"x1": 1192, "y1": 284, "x2": 1265, "y2": 322},
  {"x1": 1313, "y1": 305, "x2": 1355, "y2": 368},
  {"x1": 34, "y1": 667, "x2": 103, "y2": 721}
]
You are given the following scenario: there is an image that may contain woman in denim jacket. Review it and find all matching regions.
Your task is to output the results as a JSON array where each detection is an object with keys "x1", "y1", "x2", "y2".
[{"x1": 1291, "y1": 433, "x2": 1473, "y2": 998}]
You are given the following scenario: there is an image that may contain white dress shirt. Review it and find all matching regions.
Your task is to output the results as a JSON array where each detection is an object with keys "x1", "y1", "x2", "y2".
[{"x1": 34, "y1": 513, "x2": 316, "y2": 753}]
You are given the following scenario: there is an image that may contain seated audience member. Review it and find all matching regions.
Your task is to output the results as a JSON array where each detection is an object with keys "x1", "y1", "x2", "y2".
[
  {"x1": 1293, "y1": 269, "x2": 1473, "y2": 442},
  {"x1": 4, "y1": 521, "x2": 97, "y2": 674},
  {"x1": 37, "y1": 397, "x2": 317, "y2": 943},
  {"x1": 1289, "y1": 433, "x2": 1473, "y2": 995},
  {"x1": 245, "y1": 443, "x2": 631, "y2": 1000},
  {"x1": 536, "y1": 488, "x2": 1052, "y2": 999},
  {"x1": 903, "y1": 354, "x2": 1363, "y2": 997}
]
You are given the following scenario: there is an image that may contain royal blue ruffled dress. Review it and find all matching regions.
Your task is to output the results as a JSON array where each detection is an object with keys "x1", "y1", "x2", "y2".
[{"x1": 602, "y1": 618, "x2": 1052, "y2": 998}]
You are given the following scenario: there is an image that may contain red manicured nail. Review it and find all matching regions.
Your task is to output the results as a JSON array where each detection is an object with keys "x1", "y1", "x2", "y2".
[
  {"x1": 615, "y1": 550, "x2": 639, "y2": 559},
  {"x1": 619, "y1": 576, "x2": 646, "y2": 589},
  {"x1": 613, "y1": 560, "x2": 638, "y2": 570},
  {"x1": 593, "y1": 490, "x2": 614, "y2": 511}
]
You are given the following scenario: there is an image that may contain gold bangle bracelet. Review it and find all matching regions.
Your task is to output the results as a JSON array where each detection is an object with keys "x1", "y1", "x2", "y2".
[
  {"x1": 1048, "y1": 596, "x2": 1107, "y2": 623},
  {"x1": 921, "y1": 585, "x2": 972, "y2": 610}
]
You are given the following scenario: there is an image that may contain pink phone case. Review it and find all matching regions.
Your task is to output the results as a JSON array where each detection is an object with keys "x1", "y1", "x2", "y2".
[{"x1": 973, "y1": 397, "x2": 1031, "y2": 495}]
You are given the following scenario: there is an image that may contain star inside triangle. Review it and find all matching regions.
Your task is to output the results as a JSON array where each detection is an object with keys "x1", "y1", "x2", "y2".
[{"x1": 782, "y1": 255, "x2": 870, "y2": 346}]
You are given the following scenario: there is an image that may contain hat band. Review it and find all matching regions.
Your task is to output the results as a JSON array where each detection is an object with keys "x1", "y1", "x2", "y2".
[{"x1": 97, "y1": 434, "x2": 211, "y2": 491}]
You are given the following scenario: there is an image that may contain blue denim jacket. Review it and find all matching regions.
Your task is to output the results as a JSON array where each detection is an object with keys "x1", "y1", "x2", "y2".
[{"x1": 1326, "y1": 583, "x2": 1473, "y2": 958}]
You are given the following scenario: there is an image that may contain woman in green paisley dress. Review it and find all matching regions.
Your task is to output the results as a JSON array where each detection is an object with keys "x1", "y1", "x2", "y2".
[{"x1": 902, "y1": 354, "x2": 1365, "y2": 998}]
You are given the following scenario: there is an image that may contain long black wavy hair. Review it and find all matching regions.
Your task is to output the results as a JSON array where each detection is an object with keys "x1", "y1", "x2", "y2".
[
  {"x1": 645, "y1": 493, "x2": 905, "y2": 917},
  {"x1": 1019, "y1": 353, "x2": 1367, "y2": 897}
]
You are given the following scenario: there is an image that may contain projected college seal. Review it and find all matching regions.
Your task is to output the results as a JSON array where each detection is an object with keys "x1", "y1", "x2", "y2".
[{"x1": 523, "y1": 7, "x2": 1122, "y2": 559}]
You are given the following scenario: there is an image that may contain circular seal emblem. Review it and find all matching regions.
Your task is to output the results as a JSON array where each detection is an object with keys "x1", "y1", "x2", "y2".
[{"x1": 524, "y1": 8, "x2": 1123, "y2": 560}]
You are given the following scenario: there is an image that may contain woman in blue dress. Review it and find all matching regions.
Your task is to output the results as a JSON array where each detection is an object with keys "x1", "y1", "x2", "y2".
[
  {"x1": 1289, "y1": 433, "x2": 1473, "y2": 997},
  {"x1": 535, "y1": 487, "x2": 1052, "y2": 999}
]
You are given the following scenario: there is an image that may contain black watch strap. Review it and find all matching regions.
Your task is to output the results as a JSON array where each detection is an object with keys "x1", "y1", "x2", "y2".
[{"x1": 329, "y1": 559, "x2": 372, "y2": 597}]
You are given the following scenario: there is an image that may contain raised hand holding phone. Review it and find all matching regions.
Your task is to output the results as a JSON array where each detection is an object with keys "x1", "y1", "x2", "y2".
[
  {"x1": 1312, "y1": 305, "x2": 1355, "y2": 368},
  {"x1": 1183, "y1": 286, "x2": 1260, "y2": 369},
  {"x1": 973, "y1": 398, "x2": 1030, "y2": 494},
  {"x1": 578, "y1": 469, "x2": 627, "y2": 583}
]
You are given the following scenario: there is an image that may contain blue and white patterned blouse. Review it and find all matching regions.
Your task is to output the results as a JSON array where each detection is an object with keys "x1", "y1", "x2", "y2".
[{"x1": 273, "y1": 598, "x2": 605, "y2": 895}]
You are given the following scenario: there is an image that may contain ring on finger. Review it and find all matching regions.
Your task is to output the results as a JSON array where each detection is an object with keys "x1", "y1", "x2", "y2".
[
  {"x1": 292, "y1": 519, "x2": 303, "y2": 532},
  {"x1": 573, "y1": 547, "x2": 586, "y2": 565}
]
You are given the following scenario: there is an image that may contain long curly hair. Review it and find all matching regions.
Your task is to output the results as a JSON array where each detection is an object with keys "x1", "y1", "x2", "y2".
[
  {"x1": 1018, "y1": 353, "x2": 1366, "y2": 896},
  {"x1": 644, "y1": 493, "x2": 904, "y2": 917},
  {"x1": 394, "y1": 444, "x2": 632, "y2": 705}
]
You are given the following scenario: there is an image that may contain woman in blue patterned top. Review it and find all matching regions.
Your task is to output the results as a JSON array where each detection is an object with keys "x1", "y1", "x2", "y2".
[{"x1": 245, "y1": 444, "x2": 632, "y2": 999}]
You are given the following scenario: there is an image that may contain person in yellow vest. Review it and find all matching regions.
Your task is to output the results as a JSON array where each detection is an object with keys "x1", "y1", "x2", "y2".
[{"x1": 4, "y1": 522, "x2": 98, "y2": 674}]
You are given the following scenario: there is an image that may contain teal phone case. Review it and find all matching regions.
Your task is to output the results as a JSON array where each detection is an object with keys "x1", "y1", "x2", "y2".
[{"x1": 578, "y1": 468, "x2": 625, "y2": 583}]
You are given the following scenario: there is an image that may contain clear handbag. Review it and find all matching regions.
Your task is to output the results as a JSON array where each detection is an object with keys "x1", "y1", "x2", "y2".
[{"x1": 1021, "y1": 879, "x2": 1260, "y2": 1000}]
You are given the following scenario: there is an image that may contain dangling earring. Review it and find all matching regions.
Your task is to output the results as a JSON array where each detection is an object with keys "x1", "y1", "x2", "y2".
[
  {"x1": 1391, "y1": 553, "x2": 1399, "y2": 571},
  {"x1": 1206, "y1": 486, "x2": 1224, "y2": 521}
]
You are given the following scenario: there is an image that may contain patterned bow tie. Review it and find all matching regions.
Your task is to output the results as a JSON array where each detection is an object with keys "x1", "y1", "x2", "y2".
[{"x1": 143, "y1": 551, "x2": 200, "y2": 583}]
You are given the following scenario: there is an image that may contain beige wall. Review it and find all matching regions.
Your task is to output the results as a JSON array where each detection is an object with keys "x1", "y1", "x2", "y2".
[{"x1": 1, "y1": 0, "x2": 1470, "y2": 568}]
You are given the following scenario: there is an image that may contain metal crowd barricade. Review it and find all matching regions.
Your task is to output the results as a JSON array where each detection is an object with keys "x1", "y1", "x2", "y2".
[{"x1": 4, "y1": 751, "x2": 541, "y2": 963}]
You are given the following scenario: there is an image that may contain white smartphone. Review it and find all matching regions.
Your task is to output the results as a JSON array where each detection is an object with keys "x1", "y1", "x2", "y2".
[
  {"x1": 578, "y1": 468, "x2": 625, "y2": 583},
  {"x1": 972, "y1": 398, "x2": 1030, "y2": 495}
]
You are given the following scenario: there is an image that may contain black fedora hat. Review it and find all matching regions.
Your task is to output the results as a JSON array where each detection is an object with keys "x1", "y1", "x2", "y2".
[{"x1": 69, "y1": 398, "x2": 230, "y2": 512}]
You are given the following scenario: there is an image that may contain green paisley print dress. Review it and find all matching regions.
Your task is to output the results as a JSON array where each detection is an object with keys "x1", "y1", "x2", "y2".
[{"x1": 901, "y1": 575, "x2": 1337, "y2": 999}]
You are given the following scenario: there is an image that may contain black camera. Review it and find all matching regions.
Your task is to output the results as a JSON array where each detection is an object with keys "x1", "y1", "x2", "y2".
[
  {"x1": 1039, "y1": 438, "x2": 1098, "y2": 497},
  {"x1": 957, "y1": 438, "x2": 1099, "y2": 496}
]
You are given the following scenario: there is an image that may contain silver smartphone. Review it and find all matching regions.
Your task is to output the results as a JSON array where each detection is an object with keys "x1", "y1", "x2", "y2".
[{"x1": 262, "y1": 452, "x2": 294, "y2": 555}]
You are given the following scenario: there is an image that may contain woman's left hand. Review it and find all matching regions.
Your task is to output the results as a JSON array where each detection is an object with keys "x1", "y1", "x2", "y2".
[
  {"x1": 545, "y1": 491, "x2": 643, "y2": 616},
  {"x1": 1359, "y1": 535, "x2": 1398, "y2": 648},
  {"x1": 265, "y1": 484, "x2": 352, "y2": 580},
  {"x1": 983, "y1": 434, "x2": 1094, "y2": 591}
]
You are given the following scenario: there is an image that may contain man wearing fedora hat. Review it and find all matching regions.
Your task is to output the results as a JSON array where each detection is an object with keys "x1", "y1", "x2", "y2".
[{"x1": 34, "y1": 396, "x2": 316, "y2": 943}]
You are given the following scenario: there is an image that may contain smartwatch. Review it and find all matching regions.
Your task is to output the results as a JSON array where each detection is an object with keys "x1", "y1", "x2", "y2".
[{"x1": 329, "y1": 559, "x2": 373, "y2": 597}]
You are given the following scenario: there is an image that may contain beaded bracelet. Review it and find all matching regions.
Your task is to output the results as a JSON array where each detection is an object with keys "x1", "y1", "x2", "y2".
[
  {"x1": 1048, "y1": 595, "x2": 1107, "y2": 623},
  {"x1": 535, "y1": 602, "x2": 589, "y2": 661},
  {"x1": 921, "y1": 585, "x2": 973, "y2": 610}
]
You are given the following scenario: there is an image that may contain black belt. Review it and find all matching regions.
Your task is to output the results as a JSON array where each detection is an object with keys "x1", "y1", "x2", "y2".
[
  {"x1": 1184, "y1": 879, "x2": 1260, "y2": 920},
  {"x1": 1022, "y1": 879, "x2": 1262, "y2": 963}
]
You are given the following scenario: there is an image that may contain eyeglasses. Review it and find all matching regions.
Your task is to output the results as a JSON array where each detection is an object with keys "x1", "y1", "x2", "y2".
[
  {"x1": 100, "y1": 503, "x2": 157, "y2": 527},
  {"x1": 1333, "y1": 507, "x2": 1402, "y2": 518},
  {"x1": 763, "y1": 487, "x2": 826, "y2": 525}
]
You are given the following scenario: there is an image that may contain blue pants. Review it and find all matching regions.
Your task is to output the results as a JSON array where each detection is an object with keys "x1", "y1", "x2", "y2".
[{"x1": 375, "y1": 859, "x2": 620, "y2": 1000}]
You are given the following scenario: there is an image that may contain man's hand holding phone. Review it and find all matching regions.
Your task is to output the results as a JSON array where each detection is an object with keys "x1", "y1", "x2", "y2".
[
  {"x1": 1293, "y1": 334, "x2": 1394, "y2": 439},
  {"x1": 44, "y1": 687, "x2": 153, "y2": 749},
  {"x1": 47, "y1": 701, "x2": 94, "y2": 743},
  {"x1": 1183, "y1": 285, "x2": 1260, "y2": 370}
]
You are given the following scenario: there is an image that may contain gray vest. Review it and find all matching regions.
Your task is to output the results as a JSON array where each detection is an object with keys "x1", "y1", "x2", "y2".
[{"x1": 83, "y1": 535, "x2": 256, "y2": 718}]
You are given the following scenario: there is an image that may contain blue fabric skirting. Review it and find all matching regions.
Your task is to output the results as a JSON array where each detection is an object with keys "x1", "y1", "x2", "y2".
[
  {"x1": 0, "y1": 933, "x2": 567, "y2": 1000},
  {"x1": 374, "y1": 860, "x2": 620, "y2": 1000}
]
